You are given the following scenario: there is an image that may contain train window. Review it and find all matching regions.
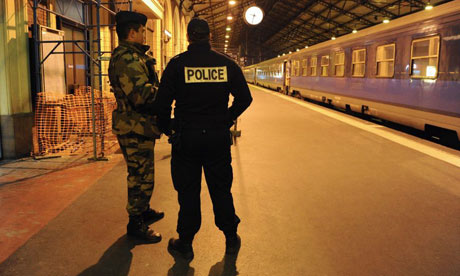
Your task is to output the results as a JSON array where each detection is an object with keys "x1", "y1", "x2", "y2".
[
  {"x1": 310, "y1": 57, "x2": 317, "y2": 76},
  {"x1": 334, "y1": 52, "x2": 345, "y2": 77},
  {"x1": 302, "y1": 59, "x2": 307, "y2": 76},
  {"x1": 352, "y1": 49, "x2": 366, "y2": 77},
  {"x1": 321, "y1": 55, "x2": 329, "y2": 76},
  {"x1": 376, "y1": 44, "x2": 395, "y2": 77},
  {"x1": 411, "y1": 36, "x2": 439, "y2": 78},
  {"x1": 293, "y1": 60, "x2": 300, "y2": 77}
]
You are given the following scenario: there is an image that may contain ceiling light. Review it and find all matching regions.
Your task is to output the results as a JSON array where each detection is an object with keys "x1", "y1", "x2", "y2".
[
  {"x1": 425, "y1": 3, "x2": 433, "y2": 10},
  {"x1": 352, "y1": 29, "x2": 357, "y2": 34},
  {"x1": 229, "y1": 0, "x2": 236, "y2": 6},
  {"x1": 225, "y1": 40, "x2": 228, "y2": 43},
  {"x1": 305, "y1": 45, "x2": 309, "y2": 48},
  {"x1": 383, "y1": 19, "x2": 390, "y2": 24},
  {"x1": 226, "y1": 27, "x2": 231, "y2": 31},
  {"x1": 296, "y1": 49, "x2": 300, "y2": 52},
  {"x1": 278, "y1": 55, "x2": 280, "y2": 57},
  {"x1": 225, "y1": 35, "x2": 230, "y2": 38},
  {"x1": 331, "y1": 36, "x2": 336, "y2": 40},
  {"x1": 289, "y1": 51, "x2": 292, "y2": 54},
  {"x1": 227, "y1": 15, "x2": 233, "y2": 20}
]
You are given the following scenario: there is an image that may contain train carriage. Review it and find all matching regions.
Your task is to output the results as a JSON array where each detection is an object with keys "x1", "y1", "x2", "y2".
[{"x1": 244, "y1": 1, "x2": 460, "y2": 145}]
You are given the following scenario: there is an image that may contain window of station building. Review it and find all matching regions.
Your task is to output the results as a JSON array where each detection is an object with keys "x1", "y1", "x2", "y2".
[
  {"x1": 352, "y1": 49, "x2": 366, "y2": 77},
  {"x1": 334, "y1": 52, "x2": 345, "y2": 77},
  {"x1": 310, "y1": 57, "x2": 317, "y2": 76},
  {"x1": 321, "y1": 55, "x2": 329, "y2": 76},
  {"x1": 302, "y1": 59, "x2": 307, "y2": 76},
  {"x1": 411, "y1": 36, "x2": 440, "y2": 78},
  {"x1": 376, "y1": 44, "x2": 395, "y2": 77}
]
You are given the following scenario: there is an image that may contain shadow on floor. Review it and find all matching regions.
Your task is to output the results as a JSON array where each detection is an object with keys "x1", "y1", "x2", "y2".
[
  {"x1": 77, "y1": 235, "x2": 138, "y2": 276},
  {"x1": 208, "y1": 253, "x2": 239, "y2": 276}
]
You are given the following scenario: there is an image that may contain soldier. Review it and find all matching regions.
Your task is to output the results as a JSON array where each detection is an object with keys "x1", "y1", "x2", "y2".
[
  {"x1": 108, "y1": 11, "x2": 163, "y2": 243},
  {"x1": 155, "y1": 17, "x2": 253, "y2": 260}
]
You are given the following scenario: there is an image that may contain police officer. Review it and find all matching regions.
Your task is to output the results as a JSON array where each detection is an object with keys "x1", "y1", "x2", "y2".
[
  {"x1": 155, "y1": 17, "x2": 253, "y2": 260},
  {"x1": 109, "y1": 11, "x2": 164, "y2": 243}
]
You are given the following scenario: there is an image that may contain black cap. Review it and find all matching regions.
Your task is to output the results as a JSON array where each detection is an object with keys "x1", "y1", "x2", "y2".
[
  {"x1": 187, "y1": 17, "x2": 210, "y2": 36},
  {"x1": 115, "y1": 11, "x2": 147, "y2": 26}
]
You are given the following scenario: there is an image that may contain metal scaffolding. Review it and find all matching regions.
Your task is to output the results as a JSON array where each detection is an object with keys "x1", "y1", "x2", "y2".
[{"x1": 31, "y1": 0, "x2": 132, "y2": 160}]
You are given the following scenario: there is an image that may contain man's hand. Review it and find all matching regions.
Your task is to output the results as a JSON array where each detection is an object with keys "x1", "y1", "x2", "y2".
[{"x1": 145, "y1": 57, "x2": 158, "y2": 84}]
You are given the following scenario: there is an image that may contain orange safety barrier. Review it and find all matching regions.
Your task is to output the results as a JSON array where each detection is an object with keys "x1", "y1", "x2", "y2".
[{"x1": 33, "y1": 86, "x2": 117, "y2": 157}]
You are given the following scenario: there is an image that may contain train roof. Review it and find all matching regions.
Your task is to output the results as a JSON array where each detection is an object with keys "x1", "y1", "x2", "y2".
[{"x1": 250, "y1": 0, "x2": 460, "y2": 67}]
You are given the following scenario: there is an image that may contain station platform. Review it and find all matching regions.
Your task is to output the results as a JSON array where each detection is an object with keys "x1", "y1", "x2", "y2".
[{"x1": 0, "y1": 85, "x2": 459, "y2": 276}]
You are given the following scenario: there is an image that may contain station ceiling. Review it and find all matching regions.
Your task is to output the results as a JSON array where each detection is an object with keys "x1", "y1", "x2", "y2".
[{"x1": 184, "y1": 0, "x2": 453, "y2": 64}]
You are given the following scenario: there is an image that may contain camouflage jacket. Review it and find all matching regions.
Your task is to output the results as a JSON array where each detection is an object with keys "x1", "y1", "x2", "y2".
[{"x1": 108, "y1": 40, "x2": 161, "y2": 138}]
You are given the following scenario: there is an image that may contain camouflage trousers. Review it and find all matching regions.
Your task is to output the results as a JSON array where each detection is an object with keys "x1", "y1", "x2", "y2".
[{"x1": 117, "y1": 133, "x2": 156, "y2": 216}]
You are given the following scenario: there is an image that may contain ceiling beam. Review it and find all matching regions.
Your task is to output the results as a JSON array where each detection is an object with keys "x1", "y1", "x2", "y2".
[{"x1": 259, "y1": 0, "x2": 318, "y2": 44}]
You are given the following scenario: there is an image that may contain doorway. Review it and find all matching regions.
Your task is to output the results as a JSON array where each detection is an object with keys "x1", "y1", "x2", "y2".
[
  {"x1": 283, "y1": 60, "x2": 291, "y2": 95},
  {"x1": 62, "y1": 24, "x2": 87, "y2": 93}
]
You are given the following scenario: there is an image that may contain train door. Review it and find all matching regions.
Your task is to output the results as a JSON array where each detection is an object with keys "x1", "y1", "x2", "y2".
[{"x1": 283, "y1": 60, "x2": 291, "y2": 94}]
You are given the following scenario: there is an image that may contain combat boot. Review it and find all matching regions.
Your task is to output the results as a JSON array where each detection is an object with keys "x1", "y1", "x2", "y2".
[
  {"x1": 225, "y1": 234, "x2": 241, "y2": 255},
  {"x1": 127, "y1": 215, "x2": 161, "y2": 243},
  {"x1": 168, "y1": 238, "x2": 194, "y2": 261},
  {"x1": 142, "y1": 208, "x2": 164, "y2": 224}
]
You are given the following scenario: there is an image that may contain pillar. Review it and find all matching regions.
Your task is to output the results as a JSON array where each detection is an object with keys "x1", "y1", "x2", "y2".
[{"x1": 0, "y1": 0, "x2": 33, "y2": 159}]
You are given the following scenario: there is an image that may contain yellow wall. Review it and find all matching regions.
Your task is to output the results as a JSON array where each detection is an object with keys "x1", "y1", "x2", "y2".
[{"x1": 0, "y1": 0, "x2": 32, "y2": 116}]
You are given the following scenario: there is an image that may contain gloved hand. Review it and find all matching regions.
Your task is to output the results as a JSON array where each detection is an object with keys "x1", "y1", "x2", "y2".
[{"x1": 145, "y1": 57, "x2": 159, "y2": 85}]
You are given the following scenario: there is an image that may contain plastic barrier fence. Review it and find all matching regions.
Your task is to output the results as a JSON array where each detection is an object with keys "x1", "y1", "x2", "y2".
[{"x1": 33, "y1": 87, "x2": 117, "y2": 158}]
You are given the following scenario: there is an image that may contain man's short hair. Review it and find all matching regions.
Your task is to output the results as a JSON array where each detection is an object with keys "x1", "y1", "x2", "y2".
[
  {"x1": 115, "y1": 11, "x2": 147, "y2": 41},
  {"x1": 116, "y1": 22, "x2": 142, "y2": 41}
]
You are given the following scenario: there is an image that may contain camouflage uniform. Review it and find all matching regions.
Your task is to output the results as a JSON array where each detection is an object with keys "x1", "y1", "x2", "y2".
[{"x1": 109, "y1": 40, "x2": 161, "y2": 216}]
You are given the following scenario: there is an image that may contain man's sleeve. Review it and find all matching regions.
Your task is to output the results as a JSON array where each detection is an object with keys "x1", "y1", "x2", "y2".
[
  {"x1": 154, "y1": 61, "x2": 177, "y2": 135},
  {"x1": 228, "y1": 63, "x2": 253, "y2": 121},
  {"x1": 117, "y1": 53, "x2": 157, "y2": 108}
]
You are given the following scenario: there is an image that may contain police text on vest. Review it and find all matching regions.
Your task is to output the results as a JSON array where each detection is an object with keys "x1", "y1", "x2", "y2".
[{"x1": 184, "y1": 67, "x2": 228, "y2": 83}]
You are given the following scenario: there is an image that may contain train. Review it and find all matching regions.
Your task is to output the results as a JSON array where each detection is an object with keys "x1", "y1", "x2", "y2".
[{"x1": 243, "y1": 1, "x2": 460, "y2": 147}]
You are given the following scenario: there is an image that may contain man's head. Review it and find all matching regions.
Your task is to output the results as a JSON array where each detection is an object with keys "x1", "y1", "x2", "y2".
[
  {"x1": 187, "y1": 17, "x2": 210, "y2": 43},
  {"x1": 115, "y1": 11, "x2": 147, "y2": 44}
]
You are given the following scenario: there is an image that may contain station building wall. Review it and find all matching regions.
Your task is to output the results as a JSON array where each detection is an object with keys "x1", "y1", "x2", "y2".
[{"x1": 0, "y1": 0, "x2": 191, "y2": 159}]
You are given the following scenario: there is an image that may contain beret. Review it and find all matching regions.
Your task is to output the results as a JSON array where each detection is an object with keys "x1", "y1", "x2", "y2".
[
  {"x1": 187, "y1": 17, "x2": 210, "y2": 35},
  {"x1": 115, "y1": 11, "x2": 147, "y2": 26}
]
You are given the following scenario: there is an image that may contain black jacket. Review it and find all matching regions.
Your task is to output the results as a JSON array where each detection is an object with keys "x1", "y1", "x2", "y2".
[{"x1": 155, "y1": 42, "x2": 252, "y2": 133}]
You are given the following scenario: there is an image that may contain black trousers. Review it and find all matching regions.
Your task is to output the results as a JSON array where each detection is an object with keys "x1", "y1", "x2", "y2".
[{"x1": 171, "y1": 128, "x2": 240, "y2": 243}]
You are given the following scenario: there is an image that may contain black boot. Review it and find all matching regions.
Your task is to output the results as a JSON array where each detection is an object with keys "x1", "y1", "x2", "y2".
[
  {"x1": 142, "y1": 208, "x2": 164, "y2": 224},
  {"x1": 168, "y1": 238, "x2": 194, "y2": 261},
  {"x1": 225, "y1": 234, "x2": 241, "y2": 255},
  {"x1": 127, "y1": 216, "x2": 161, "y2": 243}
]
